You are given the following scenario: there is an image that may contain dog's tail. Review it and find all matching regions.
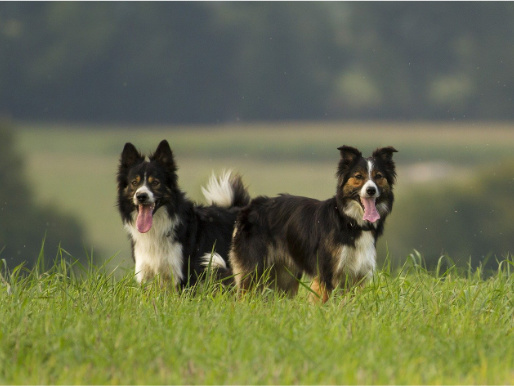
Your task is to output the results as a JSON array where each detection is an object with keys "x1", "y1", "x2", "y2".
[
  {"x1": 200, "y1": 252, "x2": 234, "y2": 285},
  {"x1": 201, "y1": 170, "x2": 250, "y2": 208}
]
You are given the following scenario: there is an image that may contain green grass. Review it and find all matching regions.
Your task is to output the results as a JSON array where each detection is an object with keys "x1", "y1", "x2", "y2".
[{"x1": 1, "y1": 252, "x2": 514, "y2": 384}]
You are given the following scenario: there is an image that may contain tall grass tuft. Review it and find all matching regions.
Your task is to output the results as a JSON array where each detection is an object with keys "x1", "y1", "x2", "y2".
[{"x1": 1, "y1": 245, "x2": 513, "y2": 384}]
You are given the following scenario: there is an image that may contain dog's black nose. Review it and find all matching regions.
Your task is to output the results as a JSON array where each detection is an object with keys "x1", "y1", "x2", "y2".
[
  {"x1": 366, "y1": 186, "x2": 377, "y2": 196},
  {"x1": 136, "y1": 192, "x2": 149, "y2": 203}
]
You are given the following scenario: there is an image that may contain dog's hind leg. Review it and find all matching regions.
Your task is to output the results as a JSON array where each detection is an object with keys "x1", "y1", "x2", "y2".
[
  {"x1": 272, "y1": 265, "x2": 302, "y2": 297},
  {"x1": 309, "y1": 277, "x2": 331, "y2": 303},
  {"x1": 230, "y1": 252, "x2": 264, "y2": 297}
]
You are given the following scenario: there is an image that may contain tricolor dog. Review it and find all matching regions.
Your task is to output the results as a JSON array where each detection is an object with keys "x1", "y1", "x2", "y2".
[
  {"x1": 117, "y1": 140, "x2": 250, "y2": 287},
  {"x1": 229, "y1": 146, "x2": 397, "y2": 301}
]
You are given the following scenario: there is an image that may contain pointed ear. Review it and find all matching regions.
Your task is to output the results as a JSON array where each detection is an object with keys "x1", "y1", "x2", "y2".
[
  {"x1": 120, "y1": 142, "x2": 144, "y2": 168},
  {"x1": 337, "y1": 145, "x2": 362, "y2": 173},
  {"x1": 373, "y1": 146, "x2": 398, "y2": 181},
  {"x1": 372, "y1": 146, "x2": 398, "y2": 163},
  {"x1": 151, "y1": 140, "x2": 176, "y2": 171}
]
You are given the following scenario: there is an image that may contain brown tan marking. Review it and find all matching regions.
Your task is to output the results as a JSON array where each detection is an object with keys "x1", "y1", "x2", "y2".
[
  {"x1": 372, "y1": 170, "x2": 390, "y2": 192},
  {"x1": 310, "y1": 277, "x2": 330, "y2": 303},
  {"x1": 342, "y1": 168, "x2": 368, "y2": 196}
]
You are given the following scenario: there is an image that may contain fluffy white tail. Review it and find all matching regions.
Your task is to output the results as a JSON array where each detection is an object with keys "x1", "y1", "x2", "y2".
[
  {"x1": 201, "y1": 170, "x2": 250, "y2": 208},
  {"x1": 200, "y1": 252, "x2": 228, "y2": 270}
]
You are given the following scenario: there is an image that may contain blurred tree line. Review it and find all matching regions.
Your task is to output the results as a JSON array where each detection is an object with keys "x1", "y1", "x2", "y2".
[
  {"x1": 0, "y1": 121, "x2": 89, "y2": 270},
  {"x1": 383, "y1": 160, "x2": 514, "y2": 272},
  {"x1": 1, "y1": 2, "x2": 514, "y2": 124}
]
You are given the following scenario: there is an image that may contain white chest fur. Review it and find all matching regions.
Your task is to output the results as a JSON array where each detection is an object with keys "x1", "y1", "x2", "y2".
[
  {"x1": 125, "y1": 207, "x2": 184, "y2": 284},
  {"x1": 335, "y1": 231, "x2": 376, "y2": 284}
]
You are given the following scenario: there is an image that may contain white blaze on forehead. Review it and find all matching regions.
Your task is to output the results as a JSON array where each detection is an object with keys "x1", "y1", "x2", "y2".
[
  {"x1": 361, "y1": 160, "x2": 379, "y2": 198},
  {"x1": 367, "y1": 160, "x2": 374, "y2": 178}
]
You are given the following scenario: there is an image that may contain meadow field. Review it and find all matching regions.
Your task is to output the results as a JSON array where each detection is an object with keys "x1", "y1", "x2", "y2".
[
  {"x1": 14, "y1": 120, "x2": 514, "y2": 270},
  {"x1": 1, "y1": 254, "x2": 513, "y2": 384},
  {"x1": 1, "y1": 121, "x2": 514, "y2": 384}
]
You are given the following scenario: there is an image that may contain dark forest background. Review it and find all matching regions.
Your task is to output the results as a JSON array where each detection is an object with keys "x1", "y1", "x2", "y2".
[{"x1": 2, "y1": 2, "x2": 514, "y2": 124}]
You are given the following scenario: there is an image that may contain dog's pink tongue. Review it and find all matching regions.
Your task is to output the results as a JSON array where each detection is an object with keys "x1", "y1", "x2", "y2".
[
  {"x1": 361, "y1": 197, "x2": 380, "y2": 223},
  {"x1": 137, "y1": 205, "x2": 153, "y2": 233}
]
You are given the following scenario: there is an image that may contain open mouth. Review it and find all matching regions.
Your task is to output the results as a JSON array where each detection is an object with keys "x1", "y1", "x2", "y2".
[
  {"x1": 136, "y1": 203, "x2": 156, "y2": 233},
  {"x1": 359, "y1": 196, "x2": 380, "y2": 223}
]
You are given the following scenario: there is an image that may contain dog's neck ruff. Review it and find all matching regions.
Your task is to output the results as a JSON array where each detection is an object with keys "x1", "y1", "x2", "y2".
[
  {"x1": 341, "y1": 199, "x2": 378, "y2": 231},
  {"x1": 346, "y1": 218, "x2": 376, "y2": 232},
  {"x1": 125, "y1": 207, "x2": 184, "y2": 285}
]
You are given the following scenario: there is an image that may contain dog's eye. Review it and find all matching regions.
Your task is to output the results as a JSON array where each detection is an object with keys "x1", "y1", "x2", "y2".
[
  {"x1": 131, "y1": 180, "x2": 138, "y2": 186},
  {"x1": 151, "y1": 180, "x2": 160, "y2": 186},
  {"x1": 354, "y1": 174, "x2": 364, "y2": 180},
  {"x1": 375, "y1": 173, "x2": 383, "y2": 180}
]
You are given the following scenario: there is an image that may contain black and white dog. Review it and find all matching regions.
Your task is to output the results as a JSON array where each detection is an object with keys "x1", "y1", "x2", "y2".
[
  {"x1": 117, "y1": 139, "x2": 250, "y2": 287},
  {"x1": 229, "y1": 146, "x2": 397, "y2": 301}
]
